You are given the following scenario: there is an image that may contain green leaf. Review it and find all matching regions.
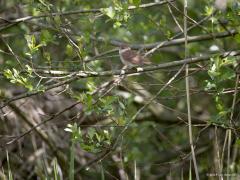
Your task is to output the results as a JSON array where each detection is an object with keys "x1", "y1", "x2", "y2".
[
  {"x1": 90, "y1": 129, "x2": 97, "y2": 139},
  {"x1": 3, "y1": 69, "x2": 13, "y2": 79},
  {"x1": 25, "y1": 34, "x2": 43, "y2": 54},
  {"x1": 13, "y1": 68, "x2": 19, "y2": 77},
  {"x1": 95, "y1": 133, "x2": 101, "y2": 142},
  {"x1": 66, "y1": 44, "x2": 73, "y2": 57},
  {"x1": 43, "y1": 52, "x2": 51, "y2": 63},
  {"x1": 101, "y1": 6, "x2": 115, "y2": 19},
  {"x1": 236, "y1": 138, "x2": 240, "y2": 146},
  {"x1": 25, "y1": 35, "x2": 35, "y2": 50},
  {"x1": 40, "y1": 30, "x2": 54, "y2": 45},
  {"x1": 235, "y1": 34, "x2": 240, "y2": 44},
  {"x1": 204, "y1": 6, "x2": 214, "y2": 16},
  {"x1": 129, "y1": 0, "x2": 141, "y2": 6},
  {"x1": 3, "y1": 68, "x2": 34, "y2": 91},
  {"x1": 25, "y1": 65, "x2": 33, "y2": 75},
  {"x1": 113, "y1": 21, "x2": 122, "y2": 28}
]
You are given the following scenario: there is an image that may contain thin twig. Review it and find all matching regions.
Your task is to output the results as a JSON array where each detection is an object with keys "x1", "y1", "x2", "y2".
[
  {"x1": 227, "y1": 74, "x2": 239, "y2": 179},
  {"x1": 184, "y1": 0, "x2": 200, "y2": 179}
]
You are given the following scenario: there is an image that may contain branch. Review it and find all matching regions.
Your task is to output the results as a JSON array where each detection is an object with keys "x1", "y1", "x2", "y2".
[
  {"x1": 110, "y1": 30, "x2": 237, "y2": 50},
  {"x1": 1, "y1": 1, "x2": 171, "y2": 24},
  {"x1": 37, "y1": 50, "x2": 240, "y2": 77},
  {"x1": 1, "y1": 50, "x2": 240, "y2": 109}
]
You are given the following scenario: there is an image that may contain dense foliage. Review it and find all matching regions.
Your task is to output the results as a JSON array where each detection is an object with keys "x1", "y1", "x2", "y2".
[{"x1": 0, "y1": 0, "x2": 240, "y2": 179}]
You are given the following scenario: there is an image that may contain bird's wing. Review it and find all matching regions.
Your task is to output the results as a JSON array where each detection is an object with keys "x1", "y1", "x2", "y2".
[{"x1": 122, "y1": 50, "x2": 143, "y2": 64}]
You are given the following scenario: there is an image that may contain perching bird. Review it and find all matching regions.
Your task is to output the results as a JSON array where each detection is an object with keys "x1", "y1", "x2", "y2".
[{"x1": 119, "y1": 45, "x2": 151, "y2": 67}]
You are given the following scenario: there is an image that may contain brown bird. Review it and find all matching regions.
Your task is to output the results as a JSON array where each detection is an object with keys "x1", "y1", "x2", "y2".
[{"x1": 119, "y1": 45, "x2": 151, "y2": 67}]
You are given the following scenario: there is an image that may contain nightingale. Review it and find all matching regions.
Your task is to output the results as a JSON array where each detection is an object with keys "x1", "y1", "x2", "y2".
[{"x1": 119, "y1": 45, "x2": 151, "y2": 67}]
